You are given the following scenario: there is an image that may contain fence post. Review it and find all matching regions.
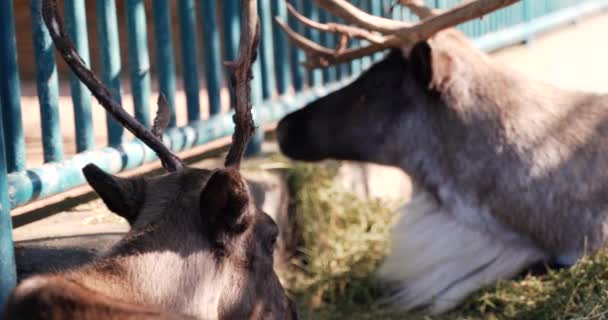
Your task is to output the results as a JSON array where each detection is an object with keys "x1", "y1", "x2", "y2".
[
  {"x1": 523, "y1": 0, "x2": 535, "y2": 44},
  {"x1": 152, "y1": 0, "x2": 177, "y2": 127},
  {"x1": 319, "y1": 9, "x2": 337, "y2": 83},
  {"x1": 288, "y1": 0, "x2": 305, "y2": 91},
  {"x1": 125, "y1": 0, "x2": 152, "y2": 128},
  {"x1": 0, "y1": 0, "x2": 26, "y2": 173},
  {"x1": 350, "y1": 0, "x2": 363, "y2": 75},
  {"x1": 31, "y1": 0, "x2": 64, "y2": 164},
  {"x1": 96, "y1": 0, "x2": 125, "y2": 146},
  {"x1": 200, "y1": 1, "x2": 223, "y2": 116},
  {"x1": 271, "y1": 0, "x2": 292, "y2": 94},
  {"x1": 0, "y1": 103, "x2": 17, "y2": 313},
  {"x1": 258, "y1": 0, "x2": 277, "y2": 99},
  {"x1": 303, "y1": 2, "x2": 323, "y2": 87},
  {"x1": 179, "y1": 0, "x2": 201, "y2": 122},
  {"x1": 65, "y1": 0, "x2": 95, "y2": 152}
]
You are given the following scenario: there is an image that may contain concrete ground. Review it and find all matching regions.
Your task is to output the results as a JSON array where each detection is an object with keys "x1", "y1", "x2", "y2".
[
  {"x1": 490, "y1": 12, "x2": 608, "y2": 93},
  {"x1": 12, "y1": 11, "x2": 608, "y2": 278}
]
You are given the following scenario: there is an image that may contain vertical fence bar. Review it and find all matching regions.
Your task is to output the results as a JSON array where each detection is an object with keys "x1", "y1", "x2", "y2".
[
  {"x1": 258, "y1": 0, "x2": 277, "y2": 99},
  {"x1": 0, "y1": 104, "x2": 16, "y2": 312},
  {"x1": 0, "y1": 0, "x2": 25, "y2": 172},
  {"x1": 223, "y1": 0, "x2": 241, "y2": 111},
  {"x1": 125, "y1": 0, "x2": 151, "y2": 128},
  {"x1": 336, "y1": 17, "x2": 351, "y2": 80},
  {"x1": 223, "y1": 0, "x2": 241, "y2": 63},
  {"x1": 319, "y1": 9, "x2": 337, "y2": 84},
  {"x1": 178, "y1": 0, "x2": 201, "y2": 121},
  {"x1": 31, "y1": 0, "x2": 64, "y2": 163},
  {"x1": 288, "y1": 0, "x2": 305, "y2": 91},
  {"x1": 350, "y1": 0, "x2": 363, "y2": 75},
  {"x1": 96, "y1": 0, "x2": 124, "y2": 146},
  {"x1": 65, "y1": 0, "x2": 95, "y2": 152},
  {"x1": 360, "y1": 1, "x2": 373, "y2": 69},
  {"x1": 304, "y1": 2, "x2": 323, "y2": 87},
  {"x1": 371, "y1": 0, "x2": 383, "y2": 61},
  {"x1": 271, "y1": 0, "x2": 292, "y2": 94},
  {"x1": 152, "y1": 0, "x2": 177, "y2": 126},
  {"x1": 524, "y1": 0, "x2": 533, "y2": 22},
  {"x1": 200, "y1": 1, "x2": 223, "y2": 115}
]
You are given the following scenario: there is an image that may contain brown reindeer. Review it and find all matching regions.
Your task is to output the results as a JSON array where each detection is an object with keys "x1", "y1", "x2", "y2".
[
  {"x1": 274, "y1": 0, "x2": 608, "y2": 314},
  {"x1": 3, "y1": 0, "x2": 296, "y2": 319}
]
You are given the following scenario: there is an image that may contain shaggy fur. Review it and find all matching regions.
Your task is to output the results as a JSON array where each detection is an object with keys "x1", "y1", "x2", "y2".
[{"x1": 377, "y1": 190, "x2": 546, "y2": 313}]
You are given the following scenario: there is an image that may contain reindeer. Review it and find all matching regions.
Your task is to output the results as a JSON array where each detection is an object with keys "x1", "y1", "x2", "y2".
[
  {"x1": 3, "y1": 0, "x2": 296, "y2": 319},
  {"x1": 274, "y1": 0, "x2": 608, "y2": 314}
]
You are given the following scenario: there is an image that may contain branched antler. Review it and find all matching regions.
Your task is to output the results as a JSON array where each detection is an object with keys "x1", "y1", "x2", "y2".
[
  {"x1": 276, "y1": 0, "x2": 521, "y2": 69},
  {"x1": 223, "y1": 0, "x2": 260, "y2": 169},
  {"x1": 42, "y1": 0, "x2": 183, "y2": 172}
]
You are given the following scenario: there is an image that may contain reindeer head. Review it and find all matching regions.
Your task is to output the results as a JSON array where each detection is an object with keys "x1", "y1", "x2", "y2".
[
  {"x1": 275, "y1": 0, "x2": 517, "y2": 169},
  {"x1": 278, "y1": 31, "x2": 488, "y2": 166},
  {"x1": 42, "y1": 0, "x2": 296, "y2": 318},
  {"x1": 82, "y1": 165, "x2": 297, "y2": 319}
]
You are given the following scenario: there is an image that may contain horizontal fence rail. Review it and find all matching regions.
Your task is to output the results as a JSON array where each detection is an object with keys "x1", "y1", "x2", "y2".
[{"x1": 1, "y1": 0, "x2": 608, "y2": 310}]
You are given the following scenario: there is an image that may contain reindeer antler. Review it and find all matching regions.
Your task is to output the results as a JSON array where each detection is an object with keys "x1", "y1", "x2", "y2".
[
  {"x1": 276, "y1": 0, "x2": 521, "y2": 68},
  {"x1": 42, "y1": 0, "x2": 183, "y2": 172},
  {"x1": 223, "y1": 0, "x2": 260, "y2": 169}
]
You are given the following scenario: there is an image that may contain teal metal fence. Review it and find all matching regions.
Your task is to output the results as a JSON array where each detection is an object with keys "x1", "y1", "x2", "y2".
[{"x1": 1, "y1": 0, "x2": 607, "y2": 311}]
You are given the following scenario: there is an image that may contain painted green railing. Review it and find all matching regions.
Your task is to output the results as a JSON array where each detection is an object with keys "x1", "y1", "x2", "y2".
[{"x1": 1, "y1": 0, "x2": 607, "y2": 311}]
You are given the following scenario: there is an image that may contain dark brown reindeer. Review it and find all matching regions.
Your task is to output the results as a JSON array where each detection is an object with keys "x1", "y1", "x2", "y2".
[
  {"x1": 3, "y1": 0, "x2": 296, "y2": 319},
  {"x1": 274, "y1": 0, "x2": 608, "y2": 314}
]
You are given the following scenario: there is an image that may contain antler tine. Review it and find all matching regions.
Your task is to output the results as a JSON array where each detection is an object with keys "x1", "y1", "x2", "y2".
[
  {"x1": 42, "y1": 0, "x2": 184, "y2": 172},
  {"x1": 223, "y1": 0, "x2": 260, "y2": 169}
]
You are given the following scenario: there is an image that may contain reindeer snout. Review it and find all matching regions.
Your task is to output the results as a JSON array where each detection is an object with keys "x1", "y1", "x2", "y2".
[
  {"x1": 276, "y1": 112, "x2": 324, "y2": 162},
  {"x1": 276, "y1": 117, "x2": 291, "y2": 149},
  {"x1": 276, "y1": 115, "x2": 302, "y2": 157}
]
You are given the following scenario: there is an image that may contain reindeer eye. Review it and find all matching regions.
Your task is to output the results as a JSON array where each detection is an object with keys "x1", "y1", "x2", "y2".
[{"x1": 265, "y1": 228, "x2": 279, "y2": 254}]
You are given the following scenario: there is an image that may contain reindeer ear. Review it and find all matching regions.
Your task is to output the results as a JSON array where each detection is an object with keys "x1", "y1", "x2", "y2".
[
  {"x1": 409, "y1": 40, "x2": 456, "y2": 93},
  {"x1": 82, "y1": 164, "x2": 145, "y2": 224},
  {"x1": 199, "y1": 168, "x2": 252, "y2": 243}
]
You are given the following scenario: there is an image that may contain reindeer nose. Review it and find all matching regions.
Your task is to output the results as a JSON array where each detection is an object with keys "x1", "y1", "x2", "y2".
[
  {"x1": 276, "y1": 113, "x2": 310, "y2": 160},
  {"x1": 276, "y1": 117, "x2": 290, "y2": 147},
  {"x1": 276, "y1": 110, "x2": 326, "y2": 161}
]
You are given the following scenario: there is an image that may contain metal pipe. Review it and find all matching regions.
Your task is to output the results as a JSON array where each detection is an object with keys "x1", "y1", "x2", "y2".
[
  {"x1": 96, "y1": 0, "x2": 125, "y2": 146},
  {"x1": 200, "y1": 0, "x2": 223, "y2": 116},
  {"x1": 125, "y1": 0, "x2": 152, "y2": 128},
  {"x1": 0, "y1": 0, "x2": 26, "y2": 172},
  {"x1": 178, "y1": 0, "x2": 201, "y2": 121},
  {"x1": 31, "y1": 0, "x2": 64, "y2": 163},
  {"x1": 65, "y1": 0, "x2": 95, "y2": 152},
  {"x1": 152, "y1": 0, "x2": 177, "y2": 126}
]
